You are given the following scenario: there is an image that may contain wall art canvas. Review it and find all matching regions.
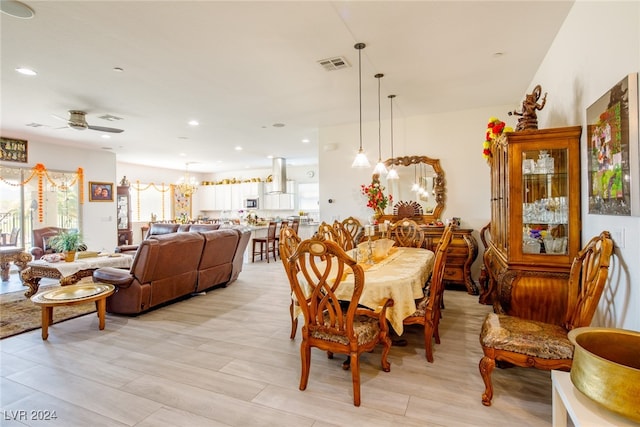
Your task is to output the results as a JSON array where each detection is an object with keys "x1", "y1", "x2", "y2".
[{"x1": 587, "y1": 73, "x2": 639, "y2": 216}]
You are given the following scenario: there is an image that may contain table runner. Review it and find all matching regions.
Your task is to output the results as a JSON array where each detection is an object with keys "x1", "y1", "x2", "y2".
[{"x1": 27, "y1": 254, "x2": 133, "y2": 278}]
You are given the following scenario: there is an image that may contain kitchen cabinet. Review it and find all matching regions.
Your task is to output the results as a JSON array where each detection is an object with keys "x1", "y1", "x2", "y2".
[
  {"x1": 484, "y1": 126, "x2": 582, "y2": 324},
  {"x1": 198, "y1": 181, "x2": 265, "y2": 211},
  {"x1": 263, "y1": 180, "x2": 295, "y2": 210}
]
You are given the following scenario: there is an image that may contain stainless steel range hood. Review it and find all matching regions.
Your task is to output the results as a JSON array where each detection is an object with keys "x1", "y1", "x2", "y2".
[{"x1": 269, "y1": 157, "x2": 287, "y2": 194}]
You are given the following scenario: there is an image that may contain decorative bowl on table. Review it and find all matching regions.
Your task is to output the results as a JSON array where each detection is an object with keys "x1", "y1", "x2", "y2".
[
  {"x1": 568, "y1": 327, "x2": 640, "y2": 422},
  {"x1": 373, "y1": 238, "x2": 395, "y2": 259}
]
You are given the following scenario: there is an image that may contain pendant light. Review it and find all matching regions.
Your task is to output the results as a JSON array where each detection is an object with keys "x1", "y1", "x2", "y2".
[
  {"x1": 351, "y1": 43, "x2": 371, "y2": 168},
  {"x1": 411, "y1": 163, "x2": 419, "y2": 191},
  {"x1": 386, "y1": 94, "x2": 399, "y2": 179},
  {"x1": 373, "y1": 73, "x2": 388, "y2": 175}
]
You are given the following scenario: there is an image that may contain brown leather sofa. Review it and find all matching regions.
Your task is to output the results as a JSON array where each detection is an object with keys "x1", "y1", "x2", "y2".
[
  {"x1": 115, "y1": 223, "x2": 221, "y2": 255},
  {"x1": 94, "y1": 228, "x2": 248, "y2": 314}
]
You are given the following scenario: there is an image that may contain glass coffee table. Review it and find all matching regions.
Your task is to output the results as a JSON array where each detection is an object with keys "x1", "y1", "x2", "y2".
[{"x1": 30, "y1": 283, "x2": 115, "y2": 340}]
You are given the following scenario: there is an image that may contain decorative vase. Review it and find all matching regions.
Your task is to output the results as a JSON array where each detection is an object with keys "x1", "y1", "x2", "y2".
[
  {"x1": 64, "y1": 251, "x2": 76, "y2": 262},
  {"x1": 373, "y1": 207, "x2": 384, "y2": 221}
]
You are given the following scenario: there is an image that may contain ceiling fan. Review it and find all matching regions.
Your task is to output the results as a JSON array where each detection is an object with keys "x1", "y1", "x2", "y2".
[{"x1": 54, "y1": 110, "x2": 124, "y2": 133}]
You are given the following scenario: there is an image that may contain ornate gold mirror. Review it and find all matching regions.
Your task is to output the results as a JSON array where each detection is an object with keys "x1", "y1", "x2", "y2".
[{"x1": 374, "y1": 155, "x2": 445, "y2": 223}]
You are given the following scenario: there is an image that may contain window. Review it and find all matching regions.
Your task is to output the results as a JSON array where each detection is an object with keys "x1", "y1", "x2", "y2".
[
  {"x1": 130, "y1": 183, "x2": 172, "y2": 222},
  {"x1": 0, "y1": 166, "x2": 80, "y2": 248}
]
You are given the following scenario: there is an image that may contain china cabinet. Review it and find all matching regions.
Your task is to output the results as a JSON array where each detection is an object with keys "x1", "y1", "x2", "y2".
[
  {"x1": 484, "y1": 126, "x2": 582, "y2": 324},
  {"x1": 117, "y1": 186, "x2": 132, "y2": 245}
]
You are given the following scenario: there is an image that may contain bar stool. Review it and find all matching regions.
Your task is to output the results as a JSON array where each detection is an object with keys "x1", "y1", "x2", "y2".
[{"x1": 252, "y1": 222, "x2": 278, "y2": 262}]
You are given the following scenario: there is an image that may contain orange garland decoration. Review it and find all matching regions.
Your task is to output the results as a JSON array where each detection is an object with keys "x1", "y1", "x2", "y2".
[{"x1": 0, "y1": 163, "x2": 84, "y2": 223}]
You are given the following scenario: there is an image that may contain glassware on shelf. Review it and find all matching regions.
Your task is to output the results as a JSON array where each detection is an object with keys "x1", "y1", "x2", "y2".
[
  {"x1": 522, "y1": 153, "x2": 536, "y2": 175},
  {"x1": 536, "y1": 150, "x2": 554, "y2": 174}
]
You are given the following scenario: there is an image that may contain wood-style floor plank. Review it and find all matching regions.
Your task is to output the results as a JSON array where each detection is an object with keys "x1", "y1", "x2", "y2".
[{"x1": 1, "y1": 260, "x2": 553, "y2": 426}]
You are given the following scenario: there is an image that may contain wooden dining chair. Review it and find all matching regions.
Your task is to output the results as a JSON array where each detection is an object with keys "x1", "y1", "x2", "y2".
[
  {"x1": 479, "y1": 231, "x2": 614, "y2": 406},
  {"x1": 332, "y1": 220, "x2": 355, "y2": 251},
  {"x1": 279, "y1": 226, "x2": 302, "y2": 339},
  {"x1": 388, "y1": 218, "x2": 425, "y2": 248},
  {"x1": 251, "y1": 221, "x2": 278, "y2": 262},
  {"x1": 402, "y1": 223, "x2": 453, "y2": 362},
  {"x1": 316, "y1": 221, "x2": 339, "y2": 243},
  {"x1": 341, "y1": 216, "x2": 362, "y2": 248},
  {"x1": 287, "y1": 237, "x2": 393, "y2": 406}
]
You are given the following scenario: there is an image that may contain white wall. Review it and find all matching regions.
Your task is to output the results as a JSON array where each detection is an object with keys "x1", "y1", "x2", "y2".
[
  {"x1": 9, "y1": 139, "x2": 117, "y2": 252},
  {"x1": 529, "y1": 0, "x2": 640, "y2": 331}
]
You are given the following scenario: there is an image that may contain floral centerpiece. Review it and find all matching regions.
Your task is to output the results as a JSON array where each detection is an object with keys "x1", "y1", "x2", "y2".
[
  {"x1": 361, "y1": 178, "x2": 392, "y2": 217},
  {"x1": 482, "y1": 117, "x2": 512, "y2": 163}
]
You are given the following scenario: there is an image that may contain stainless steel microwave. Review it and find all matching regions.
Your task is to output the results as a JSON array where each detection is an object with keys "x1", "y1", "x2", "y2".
[{"x1": 245, "y1": 198, "x2": 258, "y2": 209}]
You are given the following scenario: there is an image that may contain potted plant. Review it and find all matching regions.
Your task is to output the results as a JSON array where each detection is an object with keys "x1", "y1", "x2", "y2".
[{"x1": 49, "y1": 230, "x2": 83, "y2": 262}]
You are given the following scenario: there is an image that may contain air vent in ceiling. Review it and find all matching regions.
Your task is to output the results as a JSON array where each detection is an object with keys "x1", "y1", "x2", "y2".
[
  {"x1": 26, "y1": 122, "x2": 46, "y2": 127},
  {"x1": 317, "y1": 56, "x2": 350, "y2": 71},
  {"x1": 97, "y1": 114, "x2": 123, "y2": 122}
]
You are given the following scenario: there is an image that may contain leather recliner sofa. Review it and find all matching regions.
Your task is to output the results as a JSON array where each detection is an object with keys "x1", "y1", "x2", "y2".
[
  {"x1": 93, "y1": 228, "x2": 248, "y2": 314},
  {"x1": 115, "y1": 222, "x2": 221, "y2": 255}
]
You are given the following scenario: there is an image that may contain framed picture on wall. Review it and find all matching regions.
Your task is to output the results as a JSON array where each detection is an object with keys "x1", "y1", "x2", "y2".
[
  {"x1": 587, "y1": 72, "x2": 639, "y2": 216},
  {"x1": 0, "y1": 137, "x2": 28, "y2": 163},
  {"x1": 89, "y1": 181, "x2": 114, "y2": 202}
]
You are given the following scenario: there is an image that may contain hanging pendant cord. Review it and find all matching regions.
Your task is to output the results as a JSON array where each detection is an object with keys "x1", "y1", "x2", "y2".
[{"x1": 358, "y1": 46, "x2": 363, "y2": 151}]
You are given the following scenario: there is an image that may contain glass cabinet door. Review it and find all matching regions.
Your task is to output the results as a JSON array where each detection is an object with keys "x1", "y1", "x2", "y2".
[
  {"x1": 117, "y1": 194, "x2": 129, "y2": 230},
  {"x1": 521, "y1": 148, "x2": 569, "y2": 255}
]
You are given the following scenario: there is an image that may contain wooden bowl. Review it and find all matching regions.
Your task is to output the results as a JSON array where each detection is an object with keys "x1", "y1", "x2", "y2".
[{"x1": 568, "y1": 327, "x2": 640, "y2": 422}]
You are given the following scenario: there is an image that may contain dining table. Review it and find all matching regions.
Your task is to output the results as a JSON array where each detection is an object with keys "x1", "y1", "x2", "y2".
[{"x1": 294, "y1": 246, "x2": 435, "y2": 336}]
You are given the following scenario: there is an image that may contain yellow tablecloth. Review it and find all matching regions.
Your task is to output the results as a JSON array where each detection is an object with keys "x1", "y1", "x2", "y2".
[{"x1": 294, "y1": 247, "x2": 435, "y2": 335}]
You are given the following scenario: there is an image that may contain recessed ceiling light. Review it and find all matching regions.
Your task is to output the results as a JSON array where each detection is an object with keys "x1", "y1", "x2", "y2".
[
  {"x1": 235, "y1": 146, "x2": 242, "y2": 151},
  {"x1": 101, "y1": 147, "x2": 112, "y2": 150},
  {"x1": 267, "y1": 155, "x2": 274, "y2": 159},
  {"x1": 188, "y1": 120, "x2": 199, "y2": 126},
  {"x1": 272, "y1": 123, "x2": 285, "y2": 128},
  {"x1": 179, "y1": 153, "x2": 187, "y2": 157},
  {"x1": 1, "y1": 1, "x2": 35, "y2": 19},
  {"x1": 492, "y1": 52, "x2": 505, "y2": 58},
  {"x1": 113, "y1": 67, "x2": 124, "y2": 72},
  {"x1": 302, "y1": 139, "x2": 310, "y2": 143},
  {"x1": 101, "y1": 135, "x2": 111, "y2": 139},
  {"x1": 178, "y1": 136, "x2": 189, "y2": 140},
  {"x1": 15, "y1": 67, "x2": 36, "y2": 76}
]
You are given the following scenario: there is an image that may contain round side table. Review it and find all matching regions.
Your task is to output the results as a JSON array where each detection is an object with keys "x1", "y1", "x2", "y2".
[{"x1": 31, "y1": 283, "x2": 115, "y2": 340}]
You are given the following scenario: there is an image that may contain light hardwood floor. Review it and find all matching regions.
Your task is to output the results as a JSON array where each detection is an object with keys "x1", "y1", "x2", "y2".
[{"x1": 1, "y1": 260, "x2": 554, "y2": 426}]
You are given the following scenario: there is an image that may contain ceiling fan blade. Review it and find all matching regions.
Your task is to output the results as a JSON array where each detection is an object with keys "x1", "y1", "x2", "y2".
[
  {"x1": 51, "y1": 114, "x2": 68, "y2": 122},
  {"x1": 87, "y1": 125, "x2": 124, "y2": 133}
]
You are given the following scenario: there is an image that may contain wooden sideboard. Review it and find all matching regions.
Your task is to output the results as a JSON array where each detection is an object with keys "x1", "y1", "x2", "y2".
[{"x1": 421, "y1": 226, "x2": 478, "y2": 295}]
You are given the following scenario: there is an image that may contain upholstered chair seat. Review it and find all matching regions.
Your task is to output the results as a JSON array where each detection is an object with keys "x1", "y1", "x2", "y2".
[
  {"x1": 480, "y1": 313, "x2": 574, "y2": 360},
  {"x1": 311, "y1": 313, "x2": 381, "y2": 346}
]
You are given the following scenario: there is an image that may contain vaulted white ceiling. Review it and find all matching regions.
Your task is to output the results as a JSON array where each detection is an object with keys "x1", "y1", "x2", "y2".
[{"x1": 1, "y1": 1, "x2": 574, "y2": 173}]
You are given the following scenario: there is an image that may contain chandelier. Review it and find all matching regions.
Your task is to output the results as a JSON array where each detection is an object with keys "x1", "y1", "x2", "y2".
[{"x1": 176, "y1": 163, "x2": 198, "y2": 197}]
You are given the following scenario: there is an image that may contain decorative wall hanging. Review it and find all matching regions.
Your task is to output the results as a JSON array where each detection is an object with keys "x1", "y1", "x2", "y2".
[
  {"x1": 587, "y1": 73, "x2": 639, "y2": 216},
  {"x1": 0, "y1": 137, "x2": 27, "y2": 163}
]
